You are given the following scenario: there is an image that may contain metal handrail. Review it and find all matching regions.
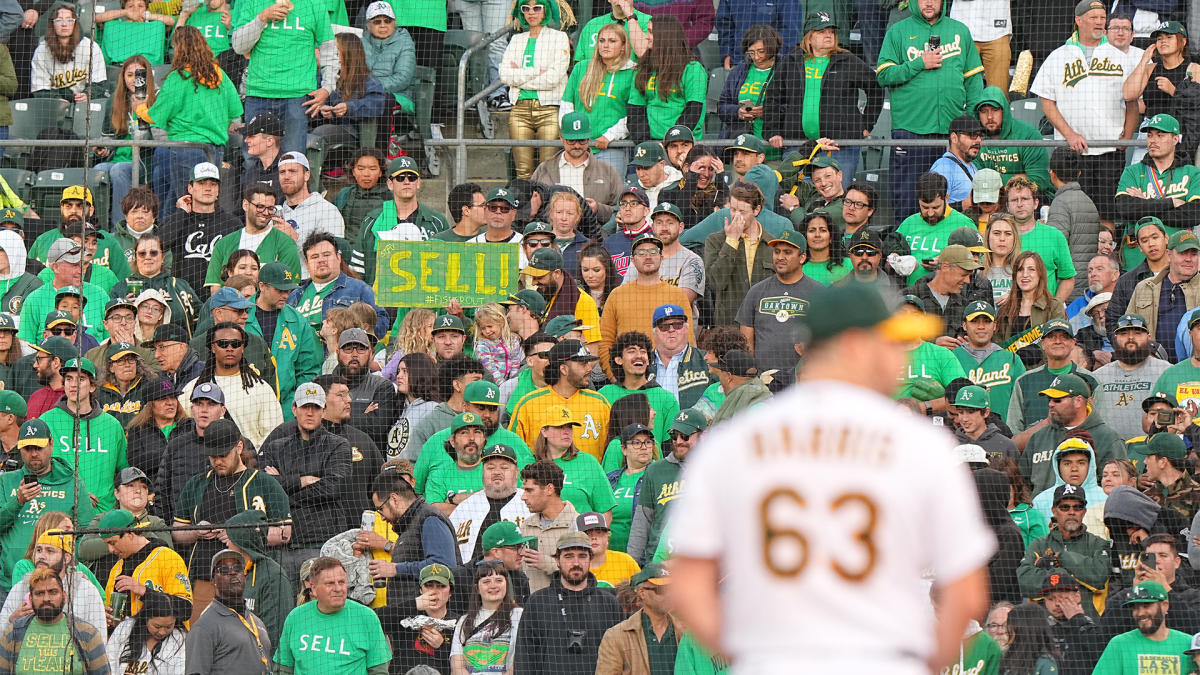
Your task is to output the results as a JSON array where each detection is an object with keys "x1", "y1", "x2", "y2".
[
  {"x1": 456, "y1": 25, "x2": 516, "y2": 183},
  {"x1": 430, "y1": 137, "x2": 1149, "y2": 149}
]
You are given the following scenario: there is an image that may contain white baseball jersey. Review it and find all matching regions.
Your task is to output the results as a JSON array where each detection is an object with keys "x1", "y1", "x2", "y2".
[{"x1": 669, "y1": 380, "x2": 996, "y2": 674}]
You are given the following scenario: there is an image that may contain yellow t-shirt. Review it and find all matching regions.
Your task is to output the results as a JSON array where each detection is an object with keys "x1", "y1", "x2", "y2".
[
  {"x1": 591, "y1": 550, "x2": 641, "y2": 588},
  {"x1": 572, "y1": 293, "x2": 603, "y2": 344},
  {"x1": 509, "y1": 386, "x2": 611, "y2": 461}
]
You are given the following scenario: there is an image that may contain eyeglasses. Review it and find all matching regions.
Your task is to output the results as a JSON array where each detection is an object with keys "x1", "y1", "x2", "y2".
[
  {"x1": 153, "y1": 342, "x2": 184, "y2": 352},
  {"x1": 849, "y1": 247, "x2": 881, "y2": 257},
  {"x1": 106, "y1": 313, "x2": 135, "y2": 324},
  {"x1": 139, "y1": 304, "x2": 165, "y2": 315},
  {"x1": 251, "y1": 203, "x2": 276, "y2": 214},
  {"x1": 391, "y1": 173, "x2": 419, "y2": 183},
  {"x1": 487, "y1": 204, "x2": 514, "y2": 214},
  {"x1": 563, "y1": 138, "x2": 589, "y2": 145},
  {"x1": 49, "y1": 327, "x2": 76, "y2": 336},
  {"x1": 520, "y1": 4, "x2": 545, "y2": 12},
  {"x1": 657, "y1": 321, "x2": 687, "y2": 332},
  {"x1": 619, "y1": 200, "x2": 643, "y2": 209},
  {"x1": 137, "y1": 249, "x2": 162, "y2": 258},
  {"x1": 633, "y1": 249, "x2": 660, "y2": 257},
  {"x1": 214, "y1": 565, "x2": 244, "y2": 576},
  {"x1": 113, "y1": 355, "x2": 138, "y2": 365},
  {"x1": 470, "y1": 201, "x2": 486, "y2": 210},
  {"x1": 745, "y1": 47, "x2": 767, "y2": 56},
  {"x1": 214, "y1": 339, "x2": 244, "y2": 349},
  {"x1": 369, "y1": 17, "x2": 393, "y2": 24},
  {"x1": 625, "y1": 439, "x2": 653, "y2": 448},
  {"x1": 843, "y1": 198, "x2": 870, "y2": 209}
]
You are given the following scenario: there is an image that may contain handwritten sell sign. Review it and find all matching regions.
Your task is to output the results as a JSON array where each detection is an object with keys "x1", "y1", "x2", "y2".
[{"x1": 375, "y1": 240, "x2": 520, "y2": 308}]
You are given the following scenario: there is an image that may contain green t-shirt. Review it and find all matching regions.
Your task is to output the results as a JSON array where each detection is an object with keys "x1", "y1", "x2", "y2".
[
  {"x1": 1092, "y1": 628, "x2": 1196, "y2": 675},
  {"x1": 1155, "y1": 360, "x2": 1200, "y2": 422},
  {"x1": 601, "y1": 437, "x2": 663, "y2": 473},
  {"x1": 518, "y1": 37, "x2": 539, "y2": 100},
  {"x1": 629, "y1": 60, "x2": 707, "y2": 140},
  {"x1": 389, "y1": 0, "x2": 446, "y2": 31},
  {"x1": 574, "y1": 11, "x2": 652, "y2": 63},
  {"x1": 17, "y1": 617, "x2": 83, "y2": 674},
  {"x1": 556, "y1": 454, "x2": 617, "y2": 515},
  {"x1": 1018, "y1": 222, "x2": 1076, "y2": 295},
  {"x1": 609, "y1": 468, "x2": 643, "y2": 553},
  {"x1": 801, "y1": 57, "x2": 828, "y2": 140},
  {"x1": 562, "y1": 61, "x2": 635, "y2": 141},
  {"x1": 184, "y1": 5, "x2": 232, "y2": 55},
  {"x1": 597, "y1": 383, "x2": 679, "y2": 451},
  {"x1": 801, "y1": 258, "x2": 852, "y2": 286},
  {"x1": 293, "y1": 280, "x2": 336, "y2": 331},
  {"x1": 274, "y1": 600, "x2": 392, "y2": 672},
  {"x1": 204, "y1": 227, "x2": 302, "y2": 286},
  {"x1": 897, "y1": 341, "x2": 967, "y2": 398},
  {"x1": 102, "y1": 21, "x2": 166, "y2": 65},
  {"x1": 896, "y1": 208, "x2": 977, "y2": 285},
  {"x1": 739, "y1": 65, "x2": 773, "y2": 138},
  {"x1": 673, "y1": 631, "x2": 730, "y2": 675},
  {"x1": 234, "y1": 0, "x2": 334, "y2": 99},
  {"x1": 425, "y1": 462, "x2": 483, "y2": 504}
]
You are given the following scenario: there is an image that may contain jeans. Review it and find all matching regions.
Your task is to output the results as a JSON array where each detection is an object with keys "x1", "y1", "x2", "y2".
[
  {"x1": 457, "y1": 0, "x2": 509, "y2": 89},
  {"x1": 153, "y1": 144, "x2": 218, "y2": 221},
  {"x1": 0, "y1": 126, "x2": 8, "y2": 165},
  {"x1": 509, "y1": 99, "x2": 559, "y2": 179},
  {"x1": 830, "y1": 147, "x2": 861, "y2": 190},
  {"x1": 595, "y1": 147, "x2": 627, "y2": 177},
  {"x1": 93, "y1": 160, "x2": 133, "y2": 224},
  {"x1": 889, "y1": 129, "x2": 945, "y2": 225},
  {"x1": 243, "y1": 96, "x2": 310, "y2": 156}
]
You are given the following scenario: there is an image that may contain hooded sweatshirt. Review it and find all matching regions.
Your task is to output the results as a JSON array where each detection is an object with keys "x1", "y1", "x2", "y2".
[
  {"x1": 0, "y1": 230, "x2": 42, "y2": 320},
  {"x1": 40, "y1": 395, "x2": 129, "y2": 513},
  {"x1": 1016, "y1": 519, "x2": 1111, "y2": 614},
  {"x1": 1030, "y1": 440, "x2": 1109, "y2": 535},
  {"x1": 974, "y1": 468, "x2": 1025, "y2": 604},
  {"x1": 876, "y1": 1, "x2": 985, "y2": 135},
  {"x1": 140, "y1": 67, "x2": 243, "y2": 145},
  {"x1": 1103, "y1": 485, "x2": 1190, "y2": 591},
  {"x1": 225, "y1": 509, "x2": 293, "y2": 648},
  {"x1": 0, "y1": 456, "x2": 94, "y2": 591},
  {"x1": 973, "y1": 85, "x2": 1051, "y2": 193}
]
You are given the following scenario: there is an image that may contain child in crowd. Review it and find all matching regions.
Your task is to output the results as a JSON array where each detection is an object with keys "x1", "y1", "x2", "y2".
[{"x1": 472, "y1": 302, "x2": 523, "y2": 383}]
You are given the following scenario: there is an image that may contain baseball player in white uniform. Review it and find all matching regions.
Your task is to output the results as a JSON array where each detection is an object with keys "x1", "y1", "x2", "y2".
[{"x1": 669, "y1": 284, "x2": 996, "y2": 674}]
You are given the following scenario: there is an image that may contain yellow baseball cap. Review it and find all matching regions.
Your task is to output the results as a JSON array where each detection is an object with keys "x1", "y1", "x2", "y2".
[{"x1": 60, "y1": 186, "x2": 93, "y2": 205}]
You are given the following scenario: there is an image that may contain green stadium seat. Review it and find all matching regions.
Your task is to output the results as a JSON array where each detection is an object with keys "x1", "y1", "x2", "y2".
[
  {"x1": 853, "y1": 167, "x2": 892, "y2": 226},
  {"x1": 32, "y1": 168, "x2": 111, "y2": 229},
  {"x1": 0, "y1": 169, "x2": 35, "y2": 205},
  {"x1": 6, "y1": 99, "x2": 71, "y2": 169},
  {"x1": 71, "y1": 100, "x2": 108, "y2": 139}
]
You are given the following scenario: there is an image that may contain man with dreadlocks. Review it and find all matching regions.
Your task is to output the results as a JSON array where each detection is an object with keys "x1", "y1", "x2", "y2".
[{"x1": 179, "y1": 322, "x2": 282, "y2": 449}]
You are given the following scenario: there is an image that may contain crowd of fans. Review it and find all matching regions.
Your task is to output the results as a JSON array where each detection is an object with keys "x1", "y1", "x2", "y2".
[{"x1": 0, "y1": 0, "x2": 1198, "y2": 671}]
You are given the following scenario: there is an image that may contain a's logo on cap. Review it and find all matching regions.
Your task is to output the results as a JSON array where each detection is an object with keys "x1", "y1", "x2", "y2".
[
  {"x1": 818, "y1": 10, "x2": 830, "y2": 20},
  {"x1": 484, "y1": 388, "x2": 496, "y2": 399},
  {"x1": 161, "y1": 381, "x2": 172, "y2": 391},
  {"x1": 635, "y1": 147, "x2": 646, "y2": 158},
  {"x1": 961, "y1": 390, "x2": 975, "y2": 401},
  {"x1": 23, "y1": 426, "x2": 36, "y2": 436},
  {"x1": 559, "y1": 408, "x2": 571, "y2": 419},
  {"x1": 1050, "y1": 377, "x2": 1062, "y2": 388},
  {"x1": 1063, "y1": 485, "x2": 1079, "y2": 496},
  {"x1": 462, "y1": 413, "x2": 477, "y2": 423},
  {"x1": 283, "y1": 270, "x2": 294, "y2": 280},
  {"x1": 737, "y1": 135, "x2": 746, "y2": 145},
  {"x1": 440, "y1": 316, "x2": 452, "y2": 326},
  {"x1": 576, "y1": 346, "x2": 589, "y2": 357},
  {"x1": 497, "y1": 189, "x2": 507, "y2": 196}
]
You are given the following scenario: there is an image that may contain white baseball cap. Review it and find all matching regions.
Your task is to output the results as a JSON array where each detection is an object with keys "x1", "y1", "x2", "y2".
[
  {"x1": 293, "y1": 382, "x2": 326, "y2": 408},
  {"x1": 366, "y1": 1, "x2": 394, "y2": 19},
  {"x1": 953, "y1": 444, "x2": 987, "y2": 465},
  {"x1": 278, "y1": 151, "x2": 310, "y2": 170},
  {"x1": 191, "y1": 162, "x2": 220, "y2": 182}
]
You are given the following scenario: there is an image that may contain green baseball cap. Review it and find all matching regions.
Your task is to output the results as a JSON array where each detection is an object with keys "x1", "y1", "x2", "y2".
[
  {"x1": 1039, "y1": 373, "x2": 1091, "y2": 399},
  {"x1": 1042, "y1": 318, "x2": 1075, "y2": 338},
  {"x1": 1145, "y1": 113, "x2": 1181, "y2": 134},
  {"x1": 725, "y1": 134, "x2": 769, "y2": 155},
  {"x1": 419, "y1": 563, "x2": 453, "y2": 587},
  {"x1": 954, "y1": 385, "x2": 990, "y2": 410},
  {"x1": 108, "y1": 342, "x2": 140, "y2": 361},
  {"x1": 1143, "y1": 391, "x2": 1180, "y2": 411},
  {"x1": 1146, "y1": 432, "x2": 1187, "y2": 460},
  {"x1": 630, "y1": 561, "x2": 671, "y2": 586},
  {"x1": 629, "y1": 141, "x2": 666, "y2": 167},
  {"x1": 1169, "y1": 229, "x2": 1200, "y2": 252},
  {"x1": 544, "y1": 315, "x2": 592, "y2": 338},
  {"x1": 431, "y1": 314, "x2": 466, "y2": 334},
  {"x1": 670, "y1": 407, "x2": 708, "y2": 435},
  {"x1": 34, "y1": 336, "x2": 77, "y2": 362},
  {"x1": 0, "y1": 390, "x2": 27, "y2": 418},
  {"x1": 463, "y1": 380, "x2": 501, "y2": 406},
  {"x1": 0, "y1": 207, "x2": 23, "y2": 227},
  {"x1": 1115, "y1": 313, "x2": 1150, "y2": 332},
  {"x1": 809, "y1": 154, "x2": 841, "y2": 171},
  {"x1": 486, "y1": 187, "x2": 518, "y2": 208},
  {"x1": 524, "y1": 221, "x2": 554, "y2": 237},
  {"x1": 0, "y1": 313, "x2": 15, "y2": 332},
  {"x1": 964, "y1": 300, "x2": 996, "y2": 321},
  {"x1": 804, "y1": 9, "x2": 837, "y2": 31},
  {"x1": 44, "y1": 309, "x2": 75, "y2": 328},
  {"x1": 97, "y1": 508, "x2": 136, "y2": 537},
  {"x1": 60, "y1": 357, "x2": 96, "y2": 379},
  {"x1": 259, "y1": 262, "x2": 299, "y2": 291},
  {"x1": 800, "y1": 284, "x2": 941, "y2": 345},
  {"x1": 450, "y1": 411, "x2": 486, "y2": 433},
  {"x1": 503, "y1": 289, "x2": 547, "y2": 316},
  {"x1": 948, "y1": 226, "x2": 991, "y2": 253},
  {"x1": 663, "y1": 125, "x2": 694, "y2": 144},
  {"x1": 631, "y1": 232, "x2": 664, "y2": 251},
  {"x1": 1151, "y1": 21, "x2": 1187, "y2": 38},
  {"x1": 650, "y1": 202, "x2": 684, "y2": 222},
  {"x1": 16, "y1": 418, "x2": 49, "y2": 448},
  {"x1": 1124, "y1": 580, "x2": 1169, "y2": 604},
  {"x1": 480, "y1": 443, "x2": 518, "y2": 465},
  {"x1": 560, "y1": 111, "x2": 592, "y2": 140},
  {"x1": 104, "y1": 298, "x2": 136, "y2": 318},
  {"x1": 522, "y1": 247, "x2": 564, "y2": 277},
  {"x1": 481, "y1": 520, "x2": 533, "y2": 550},
  {"x1": 767, "y1": 229, "x2": 808, "y2": 252},
  {"x1": 387, "y1": 156, "x2": 420, "y2": 179}
]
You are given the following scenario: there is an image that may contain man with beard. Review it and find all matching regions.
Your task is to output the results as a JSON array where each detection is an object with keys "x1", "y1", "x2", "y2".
[
  {"x1": 1020, "y1": 372, "x2": 1127, "y2": 495},
  {"x1": 24, "y1": 335, "x2": 73, "y2": 418},
  {"x1": 332, "y1": 327, "x2": 397, "y2": 451},
  {"x1": 162, "y1": 162, "x2": 243, "y2": 294},
  {"x1": 839, "y1": 228, "x2": 897, "y2": 289},
  {"x1": 1091, "y1": 314, "x2": 1172, "y2": 440},
  {"x1": 735, "y1": 230, "x2": 821, "y2": 374},
  {"x1": 514, "y1": 531, "x2": 623, "y2": 675},
  {"x1": 1141, "y1": 433, "x2": 1200, "y2": 521},
  {"x1": 619, "y1": 203, "x2": 704, "y2": 308},
  {"x1": 523, "y1": 247, "x2": 603, "y2": 348},
  {"x1": 896, "y1": 172, "x2": 978, "y2": 285},
  {"x1": 0, "y1": 568, "x2": 108, "y2": 674},
  {"x1": 663, "y1": 125, "x2": 695, "y2": 172},
  {"x1": 1094, "y1": 580, "x2": 1196, "y2": 673},
  {"x1": 418, "y1": 379, "x2": 531, "y2": 494},
  {"x1": 1017, "y1": 485, "x2": 1111, "y2": 610},
  {"x1": 1006, "y1": 176, "x2": 1077, "y2": 303},
  {"x1": 27, "y1": 186, "x2": 130, "y2": 280},
  {"x1": 721, "y1": 134, "x2": 768, "y2": 188},
  {"x1": 180, "y1": 322, "x2": 283, "y2": 450},
  {"x1": 972, "y1": 87, "x2": 1051, "y2": 193},
  {"x1": 509, "y1": 340, "x2": 610, "y2": 460},
  {"x1": 1115, "y1": 114, "x2": 1200, "y2": 233},
  {"x1": 954, "y1": 302, "x2": 1026, "y2": 424},
  {"x1": 599, "y1": 332, "x2": 680, "y2": 446},
  {"x1": 1108, "y1": 217, "x2": 1172, "y2": 340},
  {"x1": 468, "y1": 188, "x2": 526, "y2": 263},
  {"x1": 1041, "y1": 571, "x2": 1103, "y2": 675},
  {"x1": 448, "y1": 445, "x2": 533, "y2": 563},
  {"x1": 203, "y1": 185, "x2": 302, "y2": 293},
  {"x1": 902, "y1": 244, "x2": 991, "y2": 347},
  {"x1": 289, "y1": 234, "x2": 388, "y2": 337},
  {"x1": 1105, "y1": 533, "x2": 1200, "y2": 639},
  {"x1": 277, "y1": 153, "x2": 344, "y2": 270},
  {"x1": 406, "y1": 357, "x2": 486, "y2": 463},
  {"x1": 186, "y1": 548, "x2": 274, "y2": 675},
  {"x1": 530, "y1": 113, "x2": 622, "y2": 222},
  {"x1": 1128, "y1": 230, "x2": 1200, "y2": 363},
  {"x1": 0, "y1": 532, "x2": 105, "y2": 634},
  {"x1": 930, "y1": 115, "x2": 985, "y2": 209},
  {"x1": 423, "y1": 412, "x2": 489, "y2": 514}
]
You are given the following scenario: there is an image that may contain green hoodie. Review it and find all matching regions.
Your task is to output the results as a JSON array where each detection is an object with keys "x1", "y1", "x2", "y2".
[
  {"x1": 41, "y1": 397, "x2": 129, "y2": 513},
  {"x1": 0, "y1": 456, "x2": 95, "y2": 591},
  {"x1": 225, "y1": 509, "x2": 294, "y2": 649},
  {"x1": 876, "y1": 2, "x2": 985, "y2": 135},
  {"x1": 973, "y1": 85, "x2": 1052, "y2": 194},
  {"x1": 248, "y1": 302, "x2": 322, "y2": 422},
  {"x1": 143, "y1": 68, "x2": 243, "y2": 145}
]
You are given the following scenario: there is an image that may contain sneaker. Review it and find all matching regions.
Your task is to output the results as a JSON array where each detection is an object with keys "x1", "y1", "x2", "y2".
[{"x1": 488, "y1": 97, "x2": 512, "y2": 111}]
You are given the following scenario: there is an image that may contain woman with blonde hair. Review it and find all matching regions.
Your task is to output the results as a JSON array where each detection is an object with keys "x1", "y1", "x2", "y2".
[
  {"x1": 546, "y1": 189, "x2": 590, "y2": 277},
  {"x1": 983, "y1": 212, "x2": 1022, "y2": 304},
  {"x1": 995, "y1": 251, "x2": 1065, "y2": 347},
  {"x1": 560, "y1": 22, "x2": 635, "y2": 174},
  {"x1": 381, "y1": 308, "x2": 435, "y2": 378},
  {"x1": 500, "y1": 0, "x2": 575, "y2": 178}
]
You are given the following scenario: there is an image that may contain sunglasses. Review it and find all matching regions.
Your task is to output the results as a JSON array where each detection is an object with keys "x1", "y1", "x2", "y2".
[
  {"x1": 1055, "y1": 503, "x2": 1086, "y2": 512},
  {"x1": 49, "y1": 327, "x2": 76, "y2": 336},
  {"x1": 669, "y1": 431, "x2": 690, "y2": 442},
  {"x1": 213, "y1": 565, "x2": 244, "y2": 576},
  {"x1": 849, "y1": 247, "x2": 880, "y2": 257},
  {"x1": 657, "y1": 321, "x2": 687, "y2": 332},
  {"x1": 137, "y1": 249, "x2": 162, "y2": 258},
  {"x1": 525, "y1": 239, "x2": 554, "y2": 248},
  {"x1": 391, "y1": 173, "x2": 419, "y2": 183},
  {"x1": 214, "y1": 339, "x2": 244, "y2": 349},
  {"x1": 487, "y1": 204, "x2": 514, "y2": 214},
  {"x1": 520, "y1": 4, "x2": 545, "y2": 11}
]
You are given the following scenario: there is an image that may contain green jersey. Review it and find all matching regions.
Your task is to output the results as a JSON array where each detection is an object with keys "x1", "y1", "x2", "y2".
[
  {"x1": 204, "y1": 227, "x2": 301, "y2": 286},
  {"x1": 274, "y1": 600, "x2": 392, "y2": 673},
  {"x1": 954, "y1": 345, "x2": 1027, "y2": 423},
  {"x1": 28, "y1": 229, "x2": 130, "y2": 281},
  {"x1": 740, "y1": 65, "x2": 773, "y2": 137},
  {"x1": 598, "y1": 383, "x2": 679, "y2": 450},
  {"x1": 897, "y1": 341, "x2": 966, "y2": 398},
  {"x1": 801, "y1": 58, "x2": 827, "y2": 140},
  {"x1": 1018, "y1": 222, "x2": 1076, "y2": 294},
  {"x1": 896, "y1": 208, "x2": 977, "y2": 285},
  {"x1": 1116, "y1": 161, "x2": 1200, "y2": 270},
  {"x1": 637, "y1": 457, "x2": 681, "y2": 562},
  {"x1": 184, "y1": 6, "x2": 232, "y2": 55},
  {"x1": 1155, "y1": 360, "x2": 1200, "y2": 422},
  {"x1": 234, "y1": 0, "x2": 334, "y2": 99},
  {"x1": 801, "y1": 259, "x2": 852, "y2": 286},
  {"x1": 102, "y1": 20, "x2": 166, "y2": 64},
  {"x1": 292, "y1": 280, "x2": 336, "y2": 331},
  {"x1": 505, "y1": 369, "x2": 537, "y2": 415},
  {"x1": 413, "y1": 427, "x2": 533, "y2": 497},
  {"x1": 574, "y1": 10, "x2": 651, "y2": 63},
  {"x1": 1092, "y1": 628, "x2": 1196, "y2": 675},
  {"x1": 426, "y1": 462, "x2": 483, "y2": 504},
  {"x1": 562, "y1": 61, "x2": 635, "y2": 141},
  {"x1": 556, "y1": 454, "x2": 617, "y2": 515},
  {"x1": 629, "y1": 61, "x2": 707, "y2": 140},
  {"x1": 609, "y1": 469, "x2": 643, "y2": 553},
  {"x1": 17, "y1": 279, "x2": 110, "y2": 343}
]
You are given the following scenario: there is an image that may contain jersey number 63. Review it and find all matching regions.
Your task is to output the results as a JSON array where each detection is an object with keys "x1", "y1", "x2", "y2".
[{"x1": 759, "y1": 488, "x2": 880, "y2": 582}]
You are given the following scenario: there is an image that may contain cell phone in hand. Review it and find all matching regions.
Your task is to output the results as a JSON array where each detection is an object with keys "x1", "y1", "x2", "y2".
[
  {"x1": 1141, "y1": 552, "x2": 1157, "y2": 569},
  {"x1": 21, "y1": 474, "x2": 37, "y2": 486},
  {"x1": 928, "y1": 35, "x2": 941, "y2": 50}
]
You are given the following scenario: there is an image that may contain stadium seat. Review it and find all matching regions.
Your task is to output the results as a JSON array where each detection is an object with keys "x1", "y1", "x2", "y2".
[
  {"x1": 440, "y1": 30, "x2": 489, "y2": 134},
  {"x1": 706, "y1": 67, "x2": 729, "y2": 138},
  {"x1": 869, "y1": 99, "x2": 891, "y2": 139},
  {"x1": 696, "y1": 38, "x2": 721, "y2": 71},
  {"x1": 0, "y1": 169, "x2": 35, "y2": 205},
  {"x1": 32, "y1": 168, "x2": 111, "y2": 229},
  {"x1": 1009, "y1": 97, "x2": 1048, "y2": 136},
  {"x1": 411, "y1": 66, "x2": 437, "y2": 141},
  {"x1": 71, "y1": 100, "x2": 108, "y2": 139},
  {"x1": 853, "y1": 167, "x2": 892, "y2": 226},
  {"x1": 152, "y1": 63, "x2": 172, "y2": 84},
  {"x1": 305, "y1": 136, "x2": 325, "y2": 193},
  {"x1": 6, "y1": 99, "x2": 71, "y2": 169}
]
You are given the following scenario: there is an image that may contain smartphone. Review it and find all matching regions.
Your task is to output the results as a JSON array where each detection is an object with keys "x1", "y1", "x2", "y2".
[
  {"x1": 1141, "y1": 552, "x2": 1157, "y2": 569},
  {"x1": 928, "y1": 34, "x2": 941, "y2": 50},
  {"x1": 133, "y1": 68, "x2": 147, "y2": 100},
  {"x1": 527, "y1": 539, "x2": 537, "y2": 552},
  {"x1": 1157, "y1": 410, "x2": 1176, "y2": 426},
  {"x1": 21, "y1": 474, "x2": 37, "y2": 486}
]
